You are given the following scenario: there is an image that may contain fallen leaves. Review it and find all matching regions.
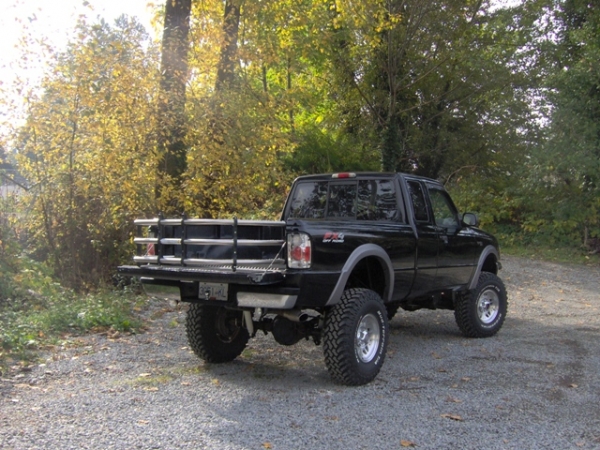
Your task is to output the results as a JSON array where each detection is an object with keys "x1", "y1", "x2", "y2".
[
  {"x1": 441, "y1": 413, "x2": 464, "y2": 422},
  {"x1": 401, "y1": 439, "x2": 417, "y2": 447}
]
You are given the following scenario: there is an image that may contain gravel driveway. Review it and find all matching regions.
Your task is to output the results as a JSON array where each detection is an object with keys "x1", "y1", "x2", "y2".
[{"x1": 1, "y1": 256, "x2": 599, "y2": 450}]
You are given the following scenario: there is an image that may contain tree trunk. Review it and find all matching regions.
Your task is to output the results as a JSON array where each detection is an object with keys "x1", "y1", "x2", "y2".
[
  {"x1": 157, "y1": 0, "x2": 192, "y2": 209},
  {"x1": 215, "y1": 0, "x2": 241, "y2": 92}
]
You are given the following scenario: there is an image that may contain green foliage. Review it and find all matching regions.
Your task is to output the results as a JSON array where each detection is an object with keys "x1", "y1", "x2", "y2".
[
  {"x1": 0, "y1": 247, "x2": 145, "y2": 365},
  {"x1": 1, "y1": 177, "x2": 142, "y2": 365},
  {"x1": 282, "y1": 125, "x2": 380, "y2": 174},
  {"x1": 1, "y1": 289, "x2": 142, "y2": 350},
  {"x1": 523, "y1": 0, "x2": 600, "y2": 247},
  {"x1": 311, "y1": 0, "x2": 545, "y2": 180},
  {"x1": 0, "y1": 0, "x2": 598, "y2": 302},
  {"x1": 11, "y1": 16, "x2": 160, "y2": 289}
]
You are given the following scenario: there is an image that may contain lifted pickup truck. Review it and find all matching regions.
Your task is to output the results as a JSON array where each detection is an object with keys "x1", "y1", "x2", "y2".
[{"x1": 118, "y1": 172, "x2": 507, "y2": 386}]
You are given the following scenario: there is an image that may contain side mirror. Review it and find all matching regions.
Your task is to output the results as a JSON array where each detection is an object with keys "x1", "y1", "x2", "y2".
[{"x1": 462, "y1": 212, "x2": 479, "y2": 227}]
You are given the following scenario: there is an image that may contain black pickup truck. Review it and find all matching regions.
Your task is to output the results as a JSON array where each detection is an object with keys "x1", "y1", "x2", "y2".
[{"x1": 118, "y1": 172, "x2": 507, "y2": 386}]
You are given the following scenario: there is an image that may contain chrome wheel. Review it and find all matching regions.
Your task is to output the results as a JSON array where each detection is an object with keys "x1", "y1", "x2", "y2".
[
  {"x1": 477, "y1": 288, "x2": 500, "y2": 324},
  {"x1": 324, "y1": 288, "x2": 389, "y2": 385},
  {"x1": 455, "y1": 272, "x2": 507, "y2": 338},
  {"x1": 355, "y1": 313, "x2": 381, "y2": 363}
]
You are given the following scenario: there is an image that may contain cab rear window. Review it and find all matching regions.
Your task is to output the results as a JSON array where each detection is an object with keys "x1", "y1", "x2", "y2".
[
  {"x1": 288, "y1": 179, "x2": 402, "y2": 222},
  {"x1": 288, "y1": 181, "x2": 328, "y2": 219}
]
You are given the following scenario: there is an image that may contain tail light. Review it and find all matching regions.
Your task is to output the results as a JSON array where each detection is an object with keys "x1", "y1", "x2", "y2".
[{"x1": 287, "y1": 232, "x2": 311, "y2": 268}]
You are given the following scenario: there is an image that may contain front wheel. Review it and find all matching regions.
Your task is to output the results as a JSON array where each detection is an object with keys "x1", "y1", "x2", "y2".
[
  {"x1": 186, "y1": 304, "x2": 249, "y2": 363},
  {"x1": 323, "y1": 288, "x2": 389, "y2": 386},
  {"x1": 455, "y1": 272, "x2": 507, "y2": 338}
]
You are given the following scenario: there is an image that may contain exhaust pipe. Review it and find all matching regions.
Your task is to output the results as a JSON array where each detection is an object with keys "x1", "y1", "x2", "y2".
[{"x1": 281, "y1": 310, "x2": 309, "y2": 323}]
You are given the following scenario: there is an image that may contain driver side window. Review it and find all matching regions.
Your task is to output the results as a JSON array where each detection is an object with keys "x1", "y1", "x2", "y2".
[{"x1": 428, "y1": 188, "x2": 459, "y2": 228}]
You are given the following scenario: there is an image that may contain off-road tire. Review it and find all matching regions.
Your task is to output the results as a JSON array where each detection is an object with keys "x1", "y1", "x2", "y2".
[
  {"x1": 455, "y1": 272, "x2": 507, "y2": 338},
  {"x1": 186, "y1": 303, "x2": 249, "y2": 363},
  {"x1": 323, "y1": 288, "x2": 389, "y2": 386}
]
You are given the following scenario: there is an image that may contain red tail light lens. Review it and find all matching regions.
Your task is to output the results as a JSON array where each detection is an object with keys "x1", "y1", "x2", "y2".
[{"x1": 287, "y1": 232, "x2": 312, "y2": 268}]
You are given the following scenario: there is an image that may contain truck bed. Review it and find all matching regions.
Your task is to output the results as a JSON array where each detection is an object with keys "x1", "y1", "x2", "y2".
[{"x1": 118, "y1": 217, "x2": 288, "y2": 285}]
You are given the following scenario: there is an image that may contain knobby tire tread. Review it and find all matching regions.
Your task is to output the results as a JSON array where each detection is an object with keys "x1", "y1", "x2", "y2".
[
  {"x1": 186, "y1": 303, "x2": 249, "y2": 363},
  {"x1": 454, "y1": 272, "x2": 507, "y2": 338},
  {"x1": 323, "y1": 288, "x2": 387, "y2": 386}
]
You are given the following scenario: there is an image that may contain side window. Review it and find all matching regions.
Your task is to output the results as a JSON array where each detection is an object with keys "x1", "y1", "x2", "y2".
[
  {"x1": 327, "y1": 182, "x2": 357, "y2": 218},
  {"x1": 357, "y1": 179, "x2": 401, "y2": 221},
  {"x1": 428, "y1": 188, "x2": 459, "y2": 228},
  {"x1": 288, "y1": 181, "x2": 328, "y2": 218},
  {"x1": 407, "y1": 181, "x2": 429, "y2": 222}
]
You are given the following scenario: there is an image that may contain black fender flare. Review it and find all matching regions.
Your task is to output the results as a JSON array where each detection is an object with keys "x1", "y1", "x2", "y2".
[
  {"x1": 325, "y1": 244, "x2": 394, "y2": 306},
  {"x1": 468, "y1": 245, "x2": 500, "y2": 290}
]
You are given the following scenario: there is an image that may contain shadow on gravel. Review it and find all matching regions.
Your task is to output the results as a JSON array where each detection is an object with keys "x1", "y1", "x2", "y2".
[
  {"x1": 180, "y1": 306, "x2": 599, "y2": 393},
  {"x1": 164, "y1": 307, "x2": 600, "y2": 450}
]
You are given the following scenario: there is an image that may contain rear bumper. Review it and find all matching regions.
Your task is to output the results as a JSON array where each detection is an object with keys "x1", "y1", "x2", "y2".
[
  {"x1": 140, "y1": 278, "x2": 298, "y2": 308},
  {"x1": 117, "y1": 264, "x2": 285, "y2": 285},
  {"x1": 119, "y1": 265, "x2": 339, "y2": 310}
]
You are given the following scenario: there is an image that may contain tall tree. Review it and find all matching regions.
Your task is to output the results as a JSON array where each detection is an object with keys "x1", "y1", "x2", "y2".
[
  {"x1": 182, "y1": 0, "x2": 300, "y2": 218},
  {"x1": 156, "y1": 0, "x2": 192, "y2": 212},
  {"x1": 531, "y1": 0, "x2": 600, "y2": 243},
  {"x1": 15, "y1": 17, "x2": 159, "y2": 289},
  {"x1": 319, "y1": 0, "x2": 544, "y2": 179},
  {"x1": 215, "y1": 0, "x2": 241, "y2": 92}
]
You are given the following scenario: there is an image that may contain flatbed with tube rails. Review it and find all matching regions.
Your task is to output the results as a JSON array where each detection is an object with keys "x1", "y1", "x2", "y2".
[{"x1": 118, "y1": 172, "x2": 507, "y2": 385}]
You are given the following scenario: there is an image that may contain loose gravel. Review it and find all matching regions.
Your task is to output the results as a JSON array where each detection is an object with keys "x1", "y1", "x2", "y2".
[{"x1": 1, "y1": 256, "x2": 599, "y2": 450}]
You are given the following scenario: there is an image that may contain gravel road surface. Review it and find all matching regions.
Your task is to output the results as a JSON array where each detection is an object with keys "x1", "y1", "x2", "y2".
[{"x1": 1, "y1": 256, "x2": 599, "y2": 450}]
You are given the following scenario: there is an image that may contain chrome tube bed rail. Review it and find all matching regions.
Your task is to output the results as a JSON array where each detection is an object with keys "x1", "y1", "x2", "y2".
[{"x1": 134, "y1": 215, "x2": 286, "y2": 273}]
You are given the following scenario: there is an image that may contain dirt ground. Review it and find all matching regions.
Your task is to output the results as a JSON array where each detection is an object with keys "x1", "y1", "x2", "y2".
[{"x1": 1, "y1": 255, "x2": 599, "y2": 449}]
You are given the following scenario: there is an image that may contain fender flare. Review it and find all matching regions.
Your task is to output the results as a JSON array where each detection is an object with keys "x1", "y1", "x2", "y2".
[
  {"x1": 325, "y1": 244, "x2": 394, "y2": 306},
  {"x1": 468, "y1": 245, "x2": 500, "y2": 290}
]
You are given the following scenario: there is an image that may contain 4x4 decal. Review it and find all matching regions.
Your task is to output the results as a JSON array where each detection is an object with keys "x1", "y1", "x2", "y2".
[{"x1": 323, "y1": 232, "x2": 345, "y2": 243}]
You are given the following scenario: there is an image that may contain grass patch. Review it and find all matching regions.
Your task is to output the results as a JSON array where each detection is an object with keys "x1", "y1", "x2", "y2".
[
  {"x1": 131, "y1": 373, "x2": 174, "y2": 386},
  {"x1": 241, "y1": 348, "x2": 257, "y2": 359},
  {"x1": 0, "y1": 270, "x2": 147, "y2": 369},
  {"x1": 172, "y1": 365, "x2": 208, "y2": 376},
  {"x1": 496, "y1": 230, "x2": 599, "y2": 266},
  {"x1": 501, "y1": 242, "x2": 598, "y2": 265}
]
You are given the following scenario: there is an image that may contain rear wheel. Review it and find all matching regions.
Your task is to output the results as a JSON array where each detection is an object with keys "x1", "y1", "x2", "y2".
[
  {"x1": 323, "y1": 288, "x2": 389, "y2": 386},
  {"x1": 186, "y1": 304, "x2": 249, "y2": 363},
  {"x1": 455, "y1": 272, "x2": 507, "y2": 338}
]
